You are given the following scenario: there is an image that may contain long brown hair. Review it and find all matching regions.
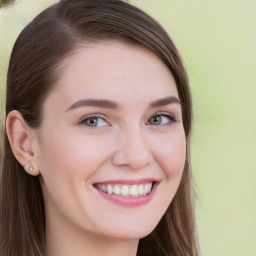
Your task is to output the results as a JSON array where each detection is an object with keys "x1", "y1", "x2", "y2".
[{"x1": 0, "y1": 0, "x2": 200, "y2": 255}]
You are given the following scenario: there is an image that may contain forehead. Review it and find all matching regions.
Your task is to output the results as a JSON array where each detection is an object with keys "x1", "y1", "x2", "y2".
[{"x1": 45, "y1": 40, "x2": 179, "y2": 109}]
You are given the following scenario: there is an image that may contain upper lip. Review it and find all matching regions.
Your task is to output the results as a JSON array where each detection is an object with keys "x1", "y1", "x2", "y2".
[{"x1": 93, "y1": 178, "x2": 158, "y2": 185}]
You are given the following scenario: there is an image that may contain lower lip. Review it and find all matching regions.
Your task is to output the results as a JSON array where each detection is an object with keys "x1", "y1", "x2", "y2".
[{"x1": 94, "y1": 183, "x2": 158, "y2": 207}]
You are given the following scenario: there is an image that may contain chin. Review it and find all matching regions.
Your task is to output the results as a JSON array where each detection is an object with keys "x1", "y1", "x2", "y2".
[{"x1": 99, "y1": 221, "x2": 158, "y2": 240}]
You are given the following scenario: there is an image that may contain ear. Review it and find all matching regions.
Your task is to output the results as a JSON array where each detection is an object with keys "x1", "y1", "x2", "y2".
[{"x1": 6, "y1": 110, "x2": 40, "y2": 176}]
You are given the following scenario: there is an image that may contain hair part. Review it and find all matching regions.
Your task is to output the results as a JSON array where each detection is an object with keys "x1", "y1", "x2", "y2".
[{"x1": 0, "y1": 0, "x2": 200, "y2": 255}]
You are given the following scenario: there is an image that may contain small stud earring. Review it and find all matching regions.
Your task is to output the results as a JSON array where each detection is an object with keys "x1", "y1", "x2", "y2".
[
  {"x1": 25, "y1": 164, "x2": 34, "y2": 173},
  {"x1": 28, "y1": 165, "x2": 34, "y2": 172}
]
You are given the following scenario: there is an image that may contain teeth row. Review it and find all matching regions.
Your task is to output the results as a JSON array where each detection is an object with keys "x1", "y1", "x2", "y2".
[{"x1": 97, "y1": 183, "x2": 153, "y2": 197}]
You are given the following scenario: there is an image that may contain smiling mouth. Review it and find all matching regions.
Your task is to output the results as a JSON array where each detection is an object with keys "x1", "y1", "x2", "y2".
[{"x1": 94, "y1": 182, "x2": 153, "y2": 198}]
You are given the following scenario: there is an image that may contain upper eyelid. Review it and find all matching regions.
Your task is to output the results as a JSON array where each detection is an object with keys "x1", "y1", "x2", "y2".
[
  {"x1": 151, "y1": 111, "x2": 175, "y2": 117},
  {"x1": 79, "y1": 113, "x2": 107, "y2": 122},
  {"x1": 148, "y1": 111, "x2": 177, "y2": 120}
]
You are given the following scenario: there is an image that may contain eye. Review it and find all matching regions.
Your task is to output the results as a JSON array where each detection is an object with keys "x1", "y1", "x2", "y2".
[
  {"x1": 147, "y1": 113, "x2": 176, "y2": 125},
  {"x1": 80, "y1": 115, "x2": 109, "y2": 127}
]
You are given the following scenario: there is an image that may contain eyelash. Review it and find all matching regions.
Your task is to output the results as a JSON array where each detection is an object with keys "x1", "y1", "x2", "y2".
[
  {"x1": 79, "y1": 112, "x2": 177, "y2": 127},
  {"x1": 147, "y1": 112, "x2": 176, "y2": 126}
]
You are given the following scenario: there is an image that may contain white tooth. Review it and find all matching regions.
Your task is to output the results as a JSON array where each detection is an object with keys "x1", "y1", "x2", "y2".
[
  {"x1": 143, "y1": 184, "x2": 147, "y2": 195},
  {"x1": 148, "y1": 182, "x2": 152, "y2": 192},
  {"x1": 145, "y1": 183, "x2": 152, "y2": 194},
  {"x1": 121, "y1": 185, "x2": 129, "y2": 197},
  {"x1": 107, "y1": 184, "x2": 113, "y2": 194},
  {"x1": 98, "y1": 184, "x2": 106, "y2": 192},
  {"x1": 130, "y1": 185, "x2": 139, "y2": 197},
  {"x1": 144, "y1": 184, "x2": 149, "y2": 194},
  {"x1": 114, "y1": 185, "x2": 121, "y2": 196},
  {"x1": 138, "y1": 184, "x2": 144, "y2": 196},
  {"x1": 97, "y1": 184, "x2": 104, "y2": 191}
]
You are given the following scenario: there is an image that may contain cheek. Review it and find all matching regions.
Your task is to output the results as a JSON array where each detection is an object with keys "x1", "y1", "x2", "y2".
[
  {"x1": 37, "y1": 130, "x2": 111, "y2": 182},
  {"x1": 36, "y1": 130, "x2": 113, "y2": 224},
  {"x1": 152, "y1": 129, "x2": 186, "y2": 179}
]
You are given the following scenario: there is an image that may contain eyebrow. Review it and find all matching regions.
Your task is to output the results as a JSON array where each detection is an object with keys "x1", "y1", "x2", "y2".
[
  {"x1": 149, "y1": 96, "x2": 180, "y2": 108},
  {"x1": 65, "y1": 98, "x2": 119, "y2": 112},
  {"x1": 65, "y1": 96, "x2": 180, "y2": 112}
]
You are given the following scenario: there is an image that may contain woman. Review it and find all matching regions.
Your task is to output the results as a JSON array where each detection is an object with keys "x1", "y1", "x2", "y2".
[{"x1": 0, "y1": 0, "x2": 200, "y2": 255}]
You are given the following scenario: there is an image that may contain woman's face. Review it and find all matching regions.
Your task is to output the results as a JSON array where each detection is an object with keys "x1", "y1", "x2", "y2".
[{"x1": 35, "y1": 40, "x2": 186, "y2": 240}]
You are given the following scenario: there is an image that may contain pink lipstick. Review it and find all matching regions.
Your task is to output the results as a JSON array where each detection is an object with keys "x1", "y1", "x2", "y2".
[{"x1": 93, "y1": 179, "x2": 157, "y2": 207}]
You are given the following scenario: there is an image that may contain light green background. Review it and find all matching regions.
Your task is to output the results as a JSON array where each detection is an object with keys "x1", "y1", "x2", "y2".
[{"x1": 0, "y1": 1, "x2": 256, "y2": 255}]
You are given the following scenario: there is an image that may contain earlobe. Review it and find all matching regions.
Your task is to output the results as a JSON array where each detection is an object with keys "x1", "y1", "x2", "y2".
[
  {"x1": 24, "y1": 163, "x2": 39, "y2": 176},
  {"x1": 6, "y1": 110, "x2": 40, "y2": 176}
]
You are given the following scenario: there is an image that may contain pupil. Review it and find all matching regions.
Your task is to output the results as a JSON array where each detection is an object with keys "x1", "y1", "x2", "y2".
[
  {"x1": 152, "y1": 116, "x2": 161, "y2": 124},
  {"x1": 87, "y1": 118, "x2": 97, "y2": 126}
]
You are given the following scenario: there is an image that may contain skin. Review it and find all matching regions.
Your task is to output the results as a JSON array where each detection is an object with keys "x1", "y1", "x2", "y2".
[{"x1": 7, "y1": 40, "x2": 186, "y2": 256}]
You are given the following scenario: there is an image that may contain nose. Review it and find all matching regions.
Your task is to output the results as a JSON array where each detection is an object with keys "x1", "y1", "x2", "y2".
[{"x1": 112, "y1": 126, "x2": 153, "y2": 170}]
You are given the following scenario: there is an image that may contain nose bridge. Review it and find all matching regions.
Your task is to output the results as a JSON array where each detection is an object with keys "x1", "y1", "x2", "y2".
[{"x1": 112, "y1": 123, "x2": 153, "y2": 170}]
